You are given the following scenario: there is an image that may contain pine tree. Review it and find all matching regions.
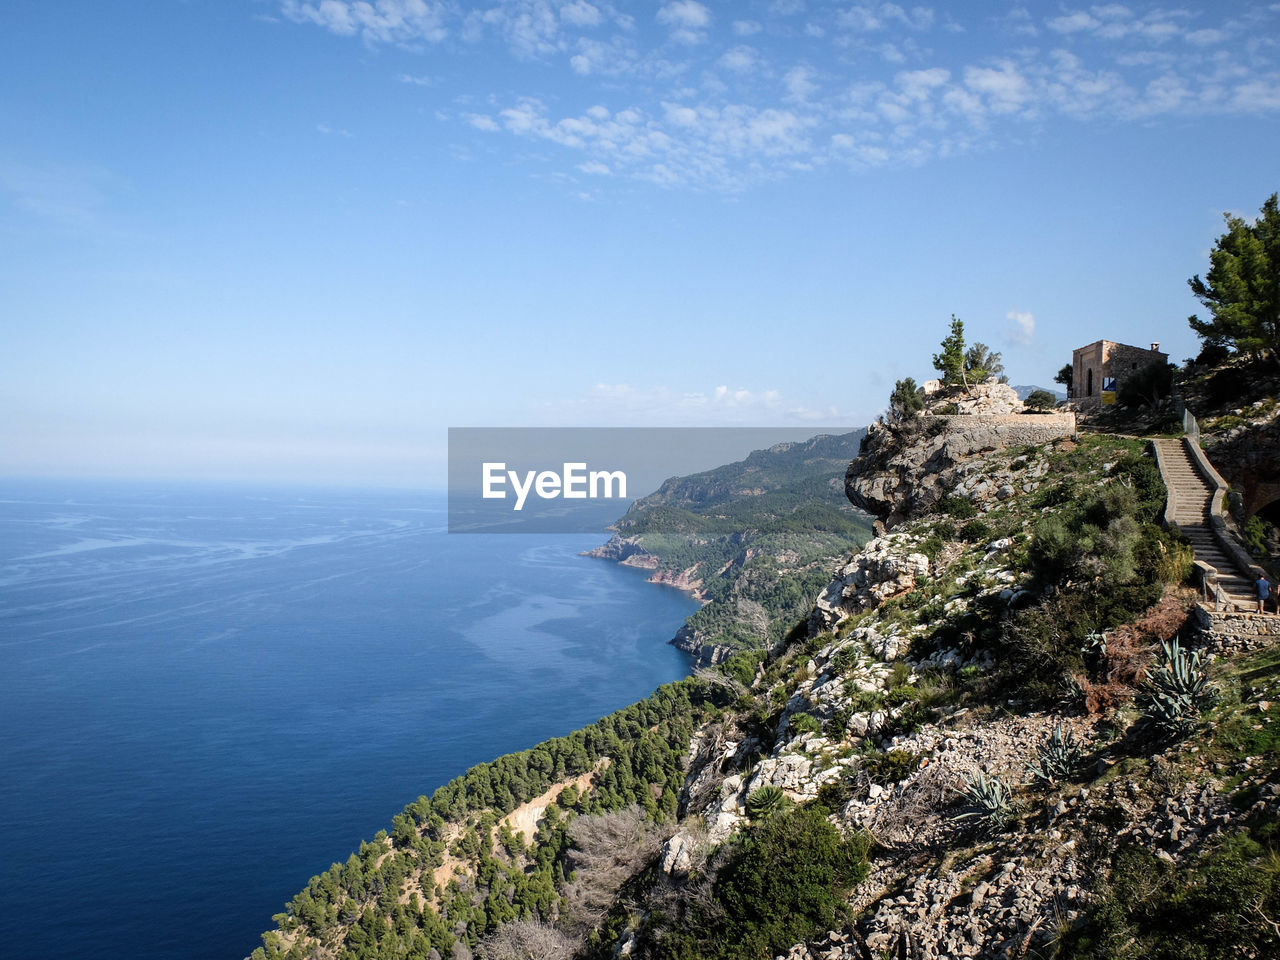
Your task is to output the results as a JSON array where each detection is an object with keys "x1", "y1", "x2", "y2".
[
  {"x1": 1188, "y1": 192, "x2": 1280, "y2": 359},
  {"x1": 932, "y1": 315, "x2": 969, "y2": 390}
]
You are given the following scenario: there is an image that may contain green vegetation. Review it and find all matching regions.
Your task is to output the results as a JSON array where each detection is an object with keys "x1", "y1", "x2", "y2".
[
  {"x1": 606, "y1": 431, "x2": 872, "y2": 655},
  {"x1": 931, "y1": 315, "x2": 1004, "y2": 390},
  {"x1": 1059, "y1": 832, "x2": 1280, "y2": 959},
  {"x1": 1024, "y1": 388, "x2": 1057, "y2": 411},
  {"x1": 954, "y1": 771, "x2": 1015, "y2": 833},
  {"x1": 1026, "y1": 723, "x2": 1085, "y2": 786},
  {"x1": 259, "y1": 302, "x2": 1280, "y2": 960},
  {"x1": 744, "y1": 785, "x2": 788, "y2": 820},
  {"x1": 862, "y1": 748, "x2": 921, "y2": 785},
  {"x1": 1140, "y1": 638, "x2": 1213, "y2": 739},
  {"x1": 994, "y1": 439, "x2": 1187, "y2": 703},
  {"x1": 890, "y1": 377, "x2": 925, "y2": 420},
  {"x1": 641, "y1": 805, "x2": 870, "y2": 960},
  {"x1": 1055, "y1": 362, "x2": 1073, "y2": 394},
  {"x1": 252, "y1": 681, "x2": 712, "y2": 960},
  {"x1": 1117, "y1": 360, "x2": 1174, "y2": 408},
  {"x1": 1188, "y1": 192, "x2": 1280, "y2": 360}
]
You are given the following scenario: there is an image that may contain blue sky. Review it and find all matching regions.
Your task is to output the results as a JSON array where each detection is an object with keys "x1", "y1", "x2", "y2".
[{"x1": 2, "y1": 1, "x2": 1278, "y2": 487}]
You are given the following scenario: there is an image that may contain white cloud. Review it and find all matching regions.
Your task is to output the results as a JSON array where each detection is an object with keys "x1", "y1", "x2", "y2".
[
  {"x1": 1184, "y1": 28, "x2": 1223, "y2": 46},
  {"x1": 784, "y1": 65, "x2": 818, "y2": 102},
  {"x1": 465, "y1": 113, "x2": 501, "y2": 131},
  {"x1": 719, "y1": 45, "x2": 760, "y2": 72},
  {"x1": 281, "y1": 0, "x2": 449, "y2": 45},
  {"x1": 468, "y1": 2, "x2": 564, "y2": 58},
  {"x1": 838, "y1": 3, "x2": 934, "y2": 32},
  {"x1": 559, "y1": 1, "x2": 601, "y2": 27},
  {"x1": 1000, "y1": 7, "x2": 1038, "y2": 37},
  {"x1": 663, "y1": 102, "x2": 701, "y2": 126},
  {"x1": 570, "y1": 382, "x2": 819, "y2": 425},
  {"x1": 879, "y1": 43, "x2": 905, "y2": 63},
  {"x1": 1006, "y1": 310, "x2": 1035, "y2": 345},
  {"x1": 657, "y1": 1, "x2": 711, "y2": 44},
  {"x1": 568, "y1": 36, "x2": 640, "y2": 76},
  {"x1": 1047, "y1": 11, "x2": 1100, "y2": 34},
  {"x1": 282, "y1": 1, "x2": 1280, "y2": 192},
  {"x1": 1231, "y1": 80, "x2": 1280, "y2": 112},
  {"x1": 316, "y1": 121, "x2": 353, "y2": 136},
  {"x1": 897, "y1": 66, "x2": 949, "y2": 99},
  {"x1": 963, "y1": 61, "x2": 1033, "y2": 114}
]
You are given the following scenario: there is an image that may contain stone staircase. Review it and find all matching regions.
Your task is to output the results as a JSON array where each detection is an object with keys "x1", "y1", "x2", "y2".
[{"x1": 1152, "y1": 437, "x2": 1257, "y2": 610}]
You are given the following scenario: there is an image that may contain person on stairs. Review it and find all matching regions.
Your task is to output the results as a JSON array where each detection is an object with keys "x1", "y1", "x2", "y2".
[{"x1": 1257, "y1": 573, "x2": 1272, "y2": 615}]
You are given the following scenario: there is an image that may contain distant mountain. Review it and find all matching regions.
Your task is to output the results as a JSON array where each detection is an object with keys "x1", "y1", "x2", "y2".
[
  {"x1": 586, "y1": 430, "x2": 873, "y2": 663},
  {"x1": 1012, "y1": 384, "x2": 1066, "y2": 401}
]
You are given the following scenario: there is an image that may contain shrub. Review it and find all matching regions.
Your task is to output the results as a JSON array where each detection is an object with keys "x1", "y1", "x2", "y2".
[
  {"x1": 916, "y1": 534, "x2": 946, "y2": 562},
  {"x1": 937, "y1": 495, "x2": 978, "y2": 520},
  {"x1": 957, "y1": 519, "x2": 992, "y2": 543},
  {"x1": 1206, "y1": 367, "x2": 1247, "y2": 404},
  {"x1": 862, "y1": 749, "x2": 921, "y2": 785},
  {"x1": 745, "y1": 785, "x2": 787, "y2": 821},
  {"x1": 934, "y1": 401, "x2": 960, "y2": 416},
  {"x1": 1154, "y1": 537, "x2": 1195, "y2": 584},
  {"x1": 655, "y1": 806, "x2": 871, "y2": 960},
  {"x1": 1245, "y1": 515, "x2": 1274, "y2": 558},
  {"x1": 890, "y1": 378, "x2": 925, "y2": 420},
  {"x1": 1118, "y1": 361, "x2": 1173, "y2": 407},
  {"x1": 1030, "y1": 481, "x2": 1148, "y2": 584},
  {"x1": 1140, "y1": 637, "x2": 1212, "y2": 739},
  {"x1": 954, "y1": 770, "x2": 1015, "y2": 833},
  {"x1": 1026, "y1": 723, "x2": 1085, "y2": 786},
  {"x1": 1024, "y1": 389, "x2": 1057, "y2": 411},
  {"x1": 789, "y1": 712, "x2": 822, "y2": 736},
  {"x1": 1059, "y1": 836, "x2": 1280, "y2": 959},
  {"x1": 1194, "y1": 341, "x2": 1231, "y2": 367}
]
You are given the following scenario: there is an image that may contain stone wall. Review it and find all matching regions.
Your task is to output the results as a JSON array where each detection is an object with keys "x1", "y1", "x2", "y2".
[
  {"x1": 925, "y1": 412, "x2": 1078, "y2": 451},
  {"x1": 847, "y1": 411, "x2": 1076, "y2": 528},
  {"x1": 1194, "y1": 603, "x2": 1280, "y2": 653}
]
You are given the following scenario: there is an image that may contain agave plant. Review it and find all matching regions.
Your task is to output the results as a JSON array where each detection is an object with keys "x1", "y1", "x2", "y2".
[
  {"x1": 1140, "y1": 636, "x2": 1211, "y2": 738},
  {"x1": 1081, "y1": 630, "x2": 1108, "y2": 662},
  {"x1": 1026, "y1": 723, "x2": 1085, "y2": 786},
  {"x1": 954, "y1": 770, "x2": 1015, "y2": 832},
  {"x1": 744, "y1": 784, "x2": 787, "y2": 820}
]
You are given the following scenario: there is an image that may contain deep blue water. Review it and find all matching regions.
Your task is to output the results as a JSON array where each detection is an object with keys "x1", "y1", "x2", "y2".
[{"x1": 0, "y1": 479, "x2": 697, "y2": 960}]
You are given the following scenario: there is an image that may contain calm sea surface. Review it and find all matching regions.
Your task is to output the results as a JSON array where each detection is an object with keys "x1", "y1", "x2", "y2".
[{"x1": 0, "y1": 479, "x2": 696, "y2": 960}]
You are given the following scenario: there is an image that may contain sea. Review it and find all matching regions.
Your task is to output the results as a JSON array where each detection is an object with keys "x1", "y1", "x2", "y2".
[{"x1": 0, "y1": 478, "x2": 698, "y2": 960}]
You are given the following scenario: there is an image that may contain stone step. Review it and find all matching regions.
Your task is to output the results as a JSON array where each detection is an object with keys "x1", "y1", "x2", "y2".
[{"x1": 1154, "y1": 437, "x2": 1258, "y2": 592}]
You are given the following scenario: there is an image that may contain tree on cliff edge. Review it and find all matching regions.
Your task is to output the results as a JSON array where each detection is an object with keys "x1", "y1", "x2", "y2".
[
  {"x1": 1188, "y1": 192, "x2": 1280, "y2": 360},
  {"x1": 933, "y1": 315, "x2": 970, "y2": 390}
]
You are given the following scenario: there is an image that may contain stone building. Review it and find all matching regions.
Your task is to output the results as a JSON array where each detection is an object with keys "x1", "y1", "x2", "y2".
[{"x1": 1070, "y1": 339, "x2": 1168, "y2": 404}]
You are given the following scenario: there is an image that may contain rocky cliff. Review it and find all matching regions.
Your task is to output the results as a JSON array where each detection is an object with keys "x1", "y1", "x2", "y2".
[
  {"x1": 585, "y1": 430, "x2": 873, "y2": 665},
  {"x1": 846, "y1": 381, "x2": 1076, "y2": 531}
]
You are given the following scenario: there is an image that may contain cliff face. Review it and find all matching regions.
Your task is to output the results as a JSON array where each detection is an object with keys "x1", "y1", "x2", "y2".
[
  {"x1": 585, "y1": 431, "x2": 873, "y2": 664},
  {"x1": 846, "y1": 381, "x2": 1076, "y2": 531}
]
